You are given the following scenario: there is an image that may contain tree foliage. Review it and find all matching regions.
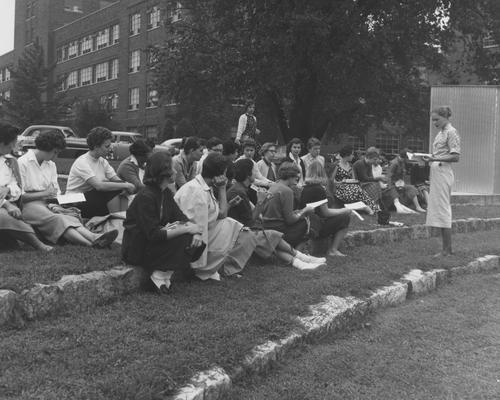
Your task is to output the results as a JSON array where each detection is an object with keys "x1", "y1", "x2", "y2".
[
  {"x1": 155, "y1": 0, "x2": 469, "y2": 143},
  {"x1": 3, "y1": 42, "x2": 68, "y2": 128},
  {"x1": 72, "y1": 99, "x2": 118, "y2": 137}
]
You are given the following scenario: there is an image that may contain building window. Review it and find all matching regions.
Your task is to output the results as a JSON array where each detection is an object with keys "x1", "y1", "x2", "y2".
[
  {"x1": 148, "y1": 6, "x2": 161, "y2": 30},
  {"x1": 95, "y1": 62, "x2": 108, "y2": 82},
  {"x1": 97, "y1": 28, "x2": 109, "y2": 49},
  {"x1": 4, "y1": 90, "x2": 10, "y2": 101},
  {"x1": 110, "y1": 93, "x2": 119, "y2": 110},
  {"x1": 147, "y1": 47, "x2": 160, "y2": 68},
  {"x1": 67, "y1": 71, "x2": 78, "y2": 89},
  {"x1": 56, "y1": 74, "x2": 67, "y2": 91},
  {"x1": 375, "y1": 135, "x2": 400, "y2": 155},
  {"x1": 68, "y1": 41, "x2": 79, "y2": 58},
  {"x1": 64, "y1": 0, "x2": 83, "y2": 13},
  {"x1": 56, "y1": 47, "x2": 63, "y2": 62},
  {"x1": 81, "y1": 35, "x2": 93, "y2": 53},
  {"x1": 62, "y1": 45, "x2": 69, "y2": 61},
  {"x1": 128, "y1": 87, "x2": 139, "y2": 110},
  {"x1": 129, "y1": 13, "x2": 141, "y2": 36},
  {"x1": 0, "y1": 70, "x2": 3, "y2": 82},
  {"x1": 145, "y1": 125, "x2": 159, "y2": 139},
  {"x1": 26, "y1": 1, "x2": 35, "y2": 19},
  {"x1": 4, "y1": 68, "x2": 10, "y2": 81},
  {"x1": 483, "y1": 32, "x2": 499, "y2": 49},
  {"x1": 110, "y1": 59, "x2": 119, "y2": 79},
  {"x1": 111, "y1": 24, "x2": 120, "y2": 44},
  {"x1": 147, "y1": 87, "x2": 159, "y2": 107},
  {"x1": 346, "y1": 135, "x2": 366, "y2": 151},
  {"x1": 80, "y1": 67, "x2": 92, "y2": 86},
  {"x1": 406, "y1": 136, "x2": 426, "y2": 153},
  {"x1": 129, "y1": 50, "x2": 140, "y2": 73},
  {"x1": 168, "y1": 1, "x2": 182, "y2": 22}
]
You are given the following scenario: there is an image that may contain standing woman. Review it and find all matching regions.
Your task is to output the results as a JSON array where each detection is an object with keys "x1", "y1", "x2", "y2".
[
  {"x1": 0, "y1": 123, "x2": 52, "y2": 251},
  {"x1": 423, "y1": 106, "x2": 461, "y2": 256}
]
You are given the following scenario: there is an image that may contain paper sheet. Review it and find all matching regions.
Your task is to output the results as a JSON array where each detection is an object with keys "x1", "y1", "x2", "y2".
[
  {"x1": 306, "y1": 199, "x2": 328, "y2": 209},
  {"x1": 407, "y1": 152, "x2": 431, "y2": 161},
  {"x1": 57, "y1": 192, "x2": 86, "y2": 204},
  {"x1": 344, "y1": 201, "x2": 367, "y2": 210}
]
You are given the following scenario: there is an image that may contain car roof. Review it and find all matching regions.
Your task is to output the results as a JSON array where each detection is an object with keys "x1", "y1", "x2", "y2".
[
  {"x1": 23, "y1": 125, "x2": 73, "y2": 130},
  {"x1": 111, "y1": 131, "x2": 143, "y2": 136},
  {"x1": 160, "y1": 138, "x2": 183, "y2": 146}
]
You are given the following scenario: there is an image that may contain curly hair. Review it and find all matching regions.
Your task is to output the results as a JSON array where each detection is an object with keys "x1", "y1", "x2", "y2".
[
  {"x1": 306, "y1": 137, "x2": 321, "y2": 150},
  {"x1": 432, "y1": 106, "x2": 452, "y2": 119},
  {"x1": 183, "y1": 136, "x2": 202, "y2": 155},
  {"x1": 129, "y1": 139, "x2": 152, "y2": 157},
  {"x1": 241, "y1": 138, "x2": 257, "y2": 150},
  {"x1": 286, "y1": 138, "x2": 303, "y2": 155},
  {"x1": 86, "y1": 126, "x2": 113, "y2": 150},
  {"x1": 233, "y1": 158, "x2": 254, "y2": 183},
  {"x1": 201, "y1": 152, "x2": 227, "y2": 179},
  {"x1": 278, "y1": 162, "x2": 301, "y2": 180},
  {"x1": 35, "y1": 130, "x2": 67, "y2": 152},
  {"x1": 143, "y1": 151, "x2": 174, "y2": 186},
  {"x1": 0, "y1": 123, "x2": 19, "y2": 146},
  {"x1": 338, "y1": 145, "x2": 353, "y2": 158}
]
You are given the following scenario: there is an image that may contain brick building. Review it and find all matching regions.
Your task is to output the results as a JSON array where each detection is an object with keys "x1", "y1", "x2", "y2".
[{"x1": 0, "y1": 0, "x2": 180, "y2": 139}]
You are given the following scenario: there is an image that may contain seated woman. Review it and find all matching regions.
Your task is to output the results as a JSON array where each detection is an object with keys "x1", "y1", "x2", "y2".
[
  {"x1": 235, "y1": 139, "x2": 273, "y2": 188},
  {"x1": 0, "y1": 123, "x2": 52, "y2": 251},
  {"x1": 66, "y1": 126, "x2": 135, "y2": 219},
  {"x1": 387, "y1": 151, "x2": 426, "y2": 213},
  {"x1": 301, "y1": 161, "x2": 352, "y2": 257},
  {"x1": 228, "y1": 159, "x2": 326, "y2": 270},
  {"x1": 331, "y1": 145, "x2": 380, "y2": 214},
  {"x1": 117, "y1": 139, "x2": 152, "y2": 193},
  {"x1": 285, "y1": 138, "x2": 306, "y2": 186},
  {"x1": 260, "y1": 162, "x2": 317, "y2": 248},
  {"x1": 18, "y1": 131, "x2": 118, "y2": 248},
  {"x1": 122, "y1": 152, "x2": 203, "y2": 293},
  {"x1": 256, "y1": 142, "x2": 278, "y2": 183},
  {"x1": 174, "y1": 152, "x2": 259, "y2": 280}
]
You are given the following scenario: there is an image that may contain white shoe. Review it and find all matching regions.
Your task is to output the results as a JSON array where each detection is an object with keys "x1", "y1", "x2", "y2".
[
  {"x1": 292, "y1": 257, "x2": 324, "y2": 270},
  {"x1": 295, "y1": 251, "x2": 326, "y2": 264}
]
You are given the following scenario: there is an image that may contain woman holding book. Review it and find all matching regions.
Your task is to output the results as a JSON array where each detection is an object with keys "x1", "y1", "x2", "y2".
[
  {"x1": 18, "y1": 130, "x2": 118, "y2": 248},
  {"x1": 423, "y1": 106, "x2": 461, "y2": 257},
  {"x1": 301, "y1": 161, "x2": 352, "y2": 257}
]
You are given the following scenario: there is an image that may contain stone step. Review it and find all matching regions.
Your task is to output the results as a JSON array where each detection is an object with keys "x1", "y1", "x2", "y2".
[
  {"x1": 452, "y1": 194, "x2": 500, "y2": 206},
  {"x1": 1, "y1": 217, "x2": 500, "y2": 328}
]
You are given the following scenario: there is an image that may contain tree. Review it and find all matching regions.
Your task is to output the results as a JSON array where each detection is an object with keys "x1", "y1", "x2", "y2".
[
  {"x1": 155, "y1": 0, "x2": 458, "y2": 143},
  {"x1": 3, "y1": 42, "x2": 68, "y2": 128},
  {"x1": 160, "y1": 118, "x2": 175, "y2": 142},
  {"x1": 72, "y1": 99, "x2": 118, "y2": 136}
]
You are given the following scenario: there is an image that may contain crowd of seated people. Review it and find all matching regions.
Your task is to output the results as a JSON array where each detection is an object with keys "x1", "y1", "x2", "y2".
[{"x1": 2, "y1": 122, "x2": 430, "y2": 293}]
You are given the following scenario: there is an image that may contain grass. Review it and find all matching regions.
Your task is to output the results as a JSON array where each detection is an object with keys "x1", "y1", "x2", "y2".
[
  {"x1": 227, "y1": 272, "x2": 500, "y2": 400},
  {"x1": 0, "y1": 230, "x2": 499, "y2": 399},
  {"x1": 348, "y1": 204, "x2": 500, "y2": 231},
  {"x1": 0, "y1": 245, "x2": 122, "y2": 292}
]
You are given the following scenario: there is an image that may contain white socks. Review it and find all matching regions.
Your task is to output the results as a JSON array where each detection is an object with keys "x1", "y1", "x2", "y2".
[
  {"x1": 292, "y1": 257, "x2": 324, "y2": 270},
  {"x1": 151, "y1": 270, "x2": 174, "y2": 289},
  {"x1": 294, "y1": 250, "x2": 326, "y2": 264}
]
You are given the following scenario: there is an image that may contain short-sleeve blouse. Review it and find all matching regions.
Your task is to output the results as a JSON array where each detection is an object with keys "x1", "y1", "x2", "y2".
[{"x1": 432, "y1": 123, "x2": 461, "y2": 158}]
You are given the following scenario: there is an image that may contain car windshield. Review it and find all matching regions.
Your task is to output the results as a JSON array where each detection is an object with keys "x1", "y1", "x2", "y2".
[{"x1": 63, "y1": 129, "x2": 76, "y2": 138}]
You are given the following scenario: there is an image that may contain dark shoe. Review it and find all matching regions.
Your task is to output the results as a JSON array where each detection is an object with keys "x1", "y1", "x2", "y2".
[{"x1": 92, "y1": 229, "x2": 119, "y2": 249}]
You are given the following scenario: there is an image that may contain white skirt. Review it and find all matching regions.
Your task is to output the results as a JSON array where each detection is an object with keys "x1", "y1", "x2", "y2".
[{"x1": 426, "y1": 162, "x2": 454, "y2": 228}]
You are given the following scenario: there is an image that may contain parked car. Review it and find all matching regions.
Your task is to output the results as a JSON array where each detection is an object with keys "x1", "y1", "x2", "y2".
[
  {"x1": 155, "y1": 138, "x2": 183, "y2": 155},
  {"x1": 108, "y1": 131, "x2": 144, "y2": 160},
  {"x1": 15, "y1": 125, "x2": 88, "y2": 158}
]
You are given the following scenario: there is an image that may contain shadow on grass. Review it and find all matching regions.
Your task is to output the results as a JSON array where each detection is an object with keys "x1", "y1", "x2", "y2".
[{"x1": 0, "y1": 230, "x2": 499, "y2": 399}]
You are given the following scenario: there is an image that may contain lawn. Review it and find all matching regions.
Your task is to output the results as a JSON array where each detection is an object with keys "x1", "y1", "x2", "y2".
[
  {"x1": 227, "y1": 272, "x2": 500, "y2": 400},
  {"x1": 0, "y1": 230, "x2": 499, "y2": 400}
]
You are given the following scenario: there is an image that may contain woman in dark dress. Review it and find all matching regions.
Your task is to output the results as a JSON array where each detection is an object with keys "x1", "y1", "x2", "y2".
[
  {"x1": 301, "y1": 160, "x2": 352, "y2": 257},
  {"x1": 122, "y1": 152, "x2": 203, "y2": 293}
]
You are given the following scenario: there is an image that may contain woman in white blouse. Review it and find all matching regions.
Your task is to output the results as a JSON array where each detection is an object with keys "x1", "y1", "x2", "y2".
[
  {"x1": 18, "y1": 130, "x2": 118, "y2": 248},
  {"x1": 0, "y1": 124, "x2": 52, "y2": 251}
]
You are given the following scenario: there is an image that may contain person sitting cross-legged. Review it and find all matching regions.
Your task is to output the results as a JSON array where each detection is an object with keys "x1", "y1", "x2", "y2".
[
  {"x1": 66, "y1": 126, "x2": 135, "y2": 219},
  {"x1": 228, "y1": 158, "x2": 326, "y2": 270},
  {"x1": 18, "y1": 130, "x2": 118, "y2": 248},
  {"x1": 122, "y1": 152, "x2": 204, "y2": 293}
]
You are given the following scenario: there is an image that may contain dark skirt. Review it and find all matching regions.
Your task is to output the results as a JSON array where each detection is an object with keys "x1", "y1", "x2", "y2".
[
  {"x1": 79, "y1": 189, "x2": 122, "y2": 219},
  {"x1": 263, "y1": 219, "x2": 308, "y2": 248}
]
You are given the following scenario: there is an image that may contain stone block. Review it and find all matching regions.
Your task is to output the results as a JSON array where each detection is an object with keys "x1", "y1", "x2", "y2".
[
  {"x1": 169, "y1": 367, "x2": 231, "y2": 400},
  {"x1": 401, "y1": 269, "x2": 437, "y2": 295},
  {"x1": 19, "y1": 284, "x2": 62, "y2": 320},
  {"x1": 367, "y1": 282, "x2": 408, "y2": 311},
  {"x1": 433, "y1": 269, "x2": 449, "y2": 286},
  {"x1": 0, "y1": 290, "x2": 17, "y2": 326}
]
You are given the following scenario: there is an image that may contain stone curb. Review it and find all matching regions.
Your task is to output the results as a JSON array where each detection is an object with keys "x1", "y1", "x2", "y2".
[
  {"x1": 0, "y1": 266, "x2": 147, "y2": 326},
  {"x1": 167, "y1": 254, "x2": 500, "y2": 400},
  {"x1": 1, "y1": 217, "x2": 499, "y2": 327},
  {"x1": 343, "y1": 217, "x2": 500, "y2": 249}
]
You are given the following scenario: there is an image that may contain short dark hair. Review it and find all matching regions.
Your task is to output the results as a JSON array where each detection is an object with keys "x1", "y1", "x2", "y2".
[
  {"x1": 241, "y1": 139, "x2": 256, "y2": 150},
  {"x1": 35, "y1": 130, "x2": 67, "y2": 151},
  {"x1": 223, "y1": 140, "x2": 239, "y2": 156},
  {"x1": 365, "y1": 146, "x2": 379, "y2": 159},
  {"x1": 207, "y1": 137, "x2": 223, "y2": 149},
  {"x1": 278, "y1": 162, "x2": 301, "y2": 180},
  {"x1": 183, "y1": 136, "x2": 202, "y2": 154},
  {"x1": 143, "y1": 152, "x2": 174, "y2": 186},
  {"x1": 201, "y1": 152, "x2": 227, "y2": 178},
  {"x1": 233, "y1": 158, "x2": 254, "y2": 182},
  {"x1": 87, "y1": 127, "x2": 113, "y2": 150},
  {"x1": 245, "y1": 100, "x2": 255, "y2": 112},
  {"x1": 129, "y1": 139, "x2": 152, "y2": 157},
  {"x1": 339, "y1": 145, "x2": 353, "y2": 158},
  {"x1": 286, "y1": 138, "x2": 303, "y2": 155},
  {"x1": 0, "y1": 123, "x2": 19, "y2": 145}
]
